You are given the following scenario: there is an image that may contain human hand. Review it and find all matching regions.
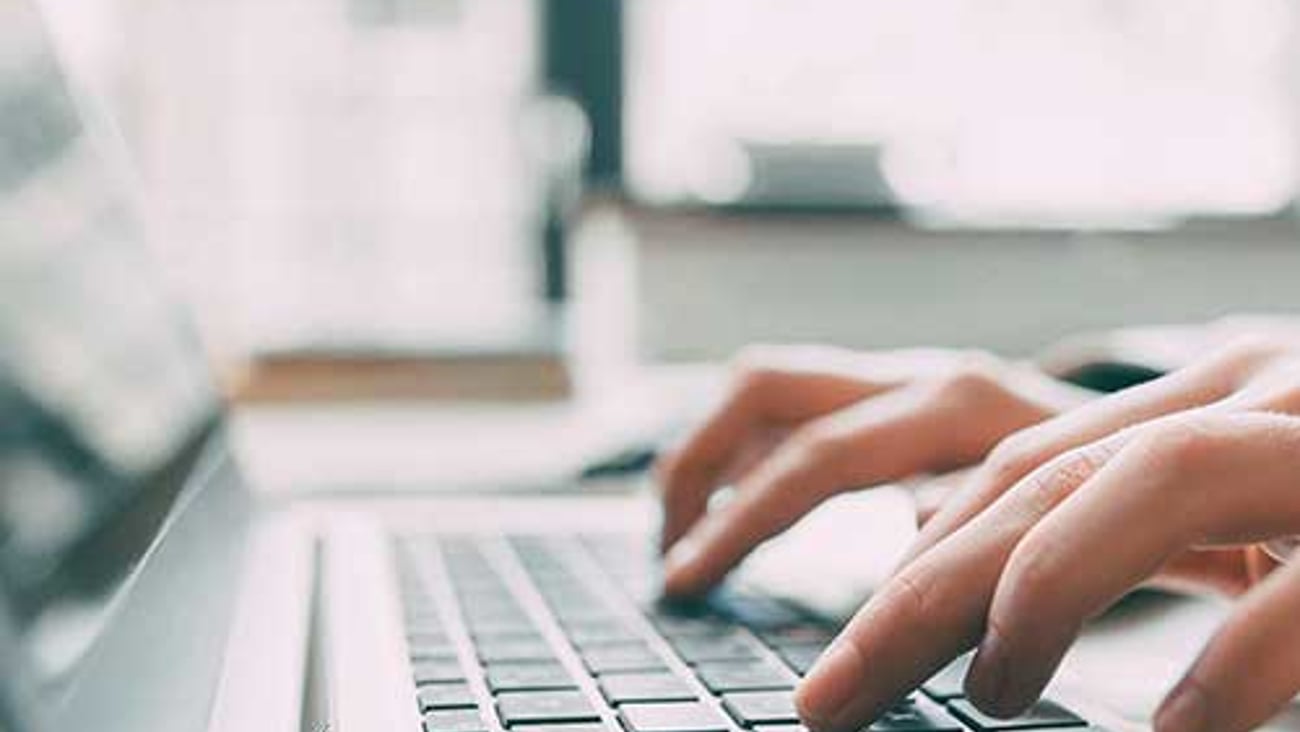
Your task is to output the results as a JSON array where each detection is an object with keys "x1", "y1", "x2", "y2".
[
  {"x1": 795, "y1": 333, "x2": 1300, "y2": 732},
  {"x1": 655, "y1": 344, "x2": 1091, "y2": 597}
]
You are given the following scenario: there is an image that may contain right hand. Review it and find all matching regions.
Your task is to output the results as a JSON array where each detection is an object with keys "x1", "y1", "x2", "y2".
[{"x1": 655, "y1": 344, "x2": 1092, "y2": 597}]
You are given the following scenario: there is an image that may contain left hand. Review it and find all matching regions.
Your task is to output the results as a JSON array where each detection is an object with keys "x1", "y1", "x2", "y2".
[{"x1": 795, "y1": 333, "x2": 1300, "y2": 732}]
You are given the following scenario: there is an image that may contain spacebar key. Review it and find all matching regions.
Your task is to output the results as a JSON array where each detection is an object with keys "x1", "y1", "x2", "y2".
[{"x1": 620, "y1": 702, "x2": 731, "y2": 732}]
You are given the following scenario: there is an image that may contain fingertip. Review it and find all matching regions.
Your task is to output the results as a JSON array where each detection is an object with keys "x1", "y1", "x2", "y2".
[
  {"x1": 966, "y1": 691, "x2": 1034, "y2": 722},
  {"x1": 793, "y1": 681, "x2": 834, "y2": 732},
  {"x1": 1154, "y1": 679, "x2": 1209, "y2": 732},
  {"x1": 963, "y1": 634, "x2": 1008, "y2": 715},
  {"x1": 796, "y1": 641, "x2": 868, "y2": 732},
  {"x1": 657, "y1": 523, "x2": 681, "y2": 557},
  {"x1": 660, "y1": 536, "x2": 705, "y2": 597}
]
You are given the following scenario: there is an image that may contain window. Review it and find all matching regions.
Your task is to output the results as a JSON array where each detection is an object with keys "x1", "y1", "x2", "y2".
[
  {"x1": 626, "y1": 0, "x2": 1299, "y2": 227},
  {"x1": 53, "y1": 0, "x2": 545, "y2": 352}
]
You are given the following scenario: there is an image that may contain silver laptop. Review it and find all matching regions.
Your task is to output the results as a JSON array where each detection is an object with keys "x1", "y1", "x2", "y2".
[{"x1": 0, "y1": 3, "x2": 1140, "y2": 732}]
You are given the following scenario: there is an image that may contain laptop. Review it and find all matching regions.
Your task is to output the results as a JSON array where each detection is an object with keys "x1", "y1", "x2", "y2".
[{"x1": 0, "y1": 3, "x2": 1139, "y2": 731}]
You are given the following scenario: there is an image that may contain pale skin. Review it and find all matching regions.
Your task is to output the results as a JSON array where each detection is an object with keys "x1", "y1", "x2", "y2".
[{"x1": 656, "y1": 323, "x2": 1300, "y2": 732}]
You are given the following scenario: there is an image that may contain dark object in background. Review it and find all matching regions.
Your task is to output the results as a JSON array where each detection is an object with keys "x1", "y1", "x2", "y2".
[
  {"x1": 1058, "y1": 361, "x2": 1167, "y2": 394},
  {"x1": 543, "y1": 0, "x2": 622, "y2": 189}
]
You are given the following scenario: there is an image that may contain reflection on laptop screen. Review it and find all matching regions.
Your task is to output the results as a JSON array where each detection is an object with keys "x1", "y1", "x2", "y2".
[{"x1": 0, "y1": 0, "x2": 222, "y2": 692}]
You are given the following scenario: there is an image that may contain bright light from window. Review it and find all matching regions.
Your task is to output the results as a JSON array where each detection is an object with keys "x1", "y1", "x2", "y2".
[{"x1": 628, "y1": 0, "x2": 1298, "y2": 226}]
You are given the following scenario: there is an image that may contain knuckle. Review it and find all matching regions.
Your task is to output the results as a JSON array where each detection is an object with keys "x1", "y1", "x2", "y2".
[
  {"x1": 729, "y1": 358, "x2": 777, "y2": 397},
  {"x1": 1203, "y1": 334, "x2": 1290, "y2": 383},
  {"x1": 782, "y1": 423, "x2": 846, "y2": 477},
  {"x1": 1016, "y1": 443, "x2": 1111, "y2": 518},
  {"x1": 1127, "y1": 414, "x2": 1226, "y2": 475},
  {"x1": 729, "y1": 343, "x2": 794, "y2": 377},
  {"x1": 1002, "y1": 535, "x2": 1066, "y2": 613},
  {"x1": 1236, "y1": 356, "x2": 1300, "y2": 413},
  {"x1": 884, "y1": 564, "x2": 938, "y2": 621},
  {"x1": 929, "y1": 353, "x2": 1010, "y2": 406},
  {"x1": 984, "y1": 429, "x2": 1047, "y2": 488},
  {"x1": 1019, "y1": 449, "x2": 1092, "y2": 517}
]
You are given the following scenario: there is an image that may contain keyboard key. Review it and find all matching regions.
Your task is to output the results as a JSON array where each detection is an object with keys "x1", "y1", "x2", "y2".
[
  {"x1": 619, "y1": 702, "x2": 730, "y2": 732},
  {"x1": 487, "y1": 663, "x2": 577, "y2": 692},
  {"x1": 753, "y1": 726, "x2": 808, "y2": 732},
  {"x1": 418, "y1": 683, "x2": 478, "y2": 711},
  {"x1": 650, "y1": 614, "x2": 732, "y2": 638},
  {"x1": 466, "y1": 617, "x2": 538, "y2": 636},
  {"x1": 477, "y1": 639, "x2": 557, "y2": 663},
  {"x1": 554, "y1": 607, "x2": 622, "y2": 625},
  {"x1": 470, "y1": 627, "x2": 546, "y2": 643},
  {"x1": 496, "y1": 691, "x2": 601, "y2": 725},
  {"x1": 599, "y1": 673, "x2": 697, "y2": 704},
  {"x1": 696, "y1": 661, "x2": 795, "y2": 693},
  {"x1": 946, "y1": 699, "x2": 1087, "y2": 730},
  {"x1": 709, "y1": 591, "x2": 805, "y2": 631},
  {"x1": 758, "y1": 627, "x2": 834, "y2": 649},
  {"x1": 722, "y1": 691, "x2": 800, "y2": 725},
  {"x1": 409, "y1": 634, "x2": 459, "y2": 661},
  {"x1": 406, "y1": 611, "x2": 442, "y2": 627},
  {"x1": 868, "y1": 703, "x2": 963, "y2": 731},
  {"x1": 670, "y1": 635, "x2": 761, "y2": 664},
  {"x1": 452, "y1": 578, "x2": 510, "y2": 596},
  {"x1": 921, "y1": 656, "x2": 972, "y2": 701},
  {"x1": 423, "y1": 709, "x2": 488, "y2": 732},
  {"x1": 773, "y1": 644, "x2": 822, "y2": 675},
  {"x1": 409, "y1": 630, "x2": 452, "y2": 646},
  {"x1": 414, "y1": 660, "x2": 467, "y2": 684},
  {"x1": 510, "y1": 725, "x2": 608, "y2": 732},
  {"x1": 582, "y1": 643, "x2": 666, "y2": 674},
  {"x1": 463, "y1": 606, "x2": 532, "y2": 627},
  {"x1": 411, "y1": 645, "x2": 459, "y2": 661},
  {"x1": 547, "y1": 593, "x2": 605, "y2": 612},
  {"x1": 568, "y1": 622, "x2": 641, "y2": 648}
]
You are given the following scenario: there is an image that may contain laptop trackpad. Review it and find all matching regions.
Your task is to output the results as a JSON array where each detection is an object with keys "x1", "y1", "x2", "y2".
[{"x1": 734, "y1": 486, "x2": 917, "y2": 622}]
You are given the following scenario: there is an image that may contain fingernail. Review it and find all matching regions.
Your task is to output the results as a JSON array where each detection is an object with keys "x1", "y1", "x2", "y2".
[
  {"x1": 1156, "y1": 682, "x2": 1208, "y2": 732},
  {"x1": 966, "y1": 629, "x2": 1009, "y2": 713},
  {"x1": 797, "y1": 641, "x2": 864, "y2": 730},
  {"x1": 662, "y1": 537, "x2": 700, "y2": 595}
]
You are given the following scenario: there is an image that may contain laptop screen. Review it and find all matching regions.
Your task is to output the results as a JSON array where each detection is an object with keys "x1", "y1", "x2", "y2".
[{"x1": 0, "y1": 0, "x2": 227, "y2": 710}]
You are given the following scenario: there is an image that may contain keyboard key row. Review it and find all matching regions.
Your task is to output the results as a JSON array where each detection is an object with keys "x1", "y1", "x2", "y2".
[{"x1": 401, "y1": 534, "x2": 1102, "y2": 732}]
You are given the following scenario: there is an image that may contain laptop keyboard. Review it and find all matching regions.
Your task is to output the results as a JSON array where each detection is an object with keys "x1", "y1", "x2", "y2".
[{"x1": 393, "y1": 534, "x2": 1104, "y2": 732}]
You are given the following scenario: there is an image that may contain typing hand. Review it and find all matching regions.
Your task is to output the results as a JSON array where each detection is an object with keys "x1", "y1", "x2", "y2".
[
  {"x1": 655, "y1": 344, "x2": 1090, "y2": 598},
  {"x1": 795, "y1": 333, "x2": 1300, "y2": 732}
]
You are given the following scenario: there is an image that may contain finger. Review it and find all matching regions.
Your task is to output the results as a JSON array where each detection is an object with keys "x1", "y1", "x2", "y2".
[
  {"x1": 793, "y1": 433, "x2": 1126, "y2": 732},
  {"x1": 664, "y1": 384, "x2": 962, "y2": 597},
  {"x1": 911, "y1": 468, "x2": 974, "y2": 526},
  {"x1": 903, "y1": 338, "x2": 1285, "y2": 568},
  {"x1": 1147, "y1": 547, "x2": 1254, "y2": 598},
  {"x1": 657, "y1": 351, "x2": 899, "y2": 551},
  {"x1": 1156, "y1": 556, "x2": 1300, "y2": 732},
  {"x1": 1218, "y1": 352, "x2": 1300, "y2": 414},
  {"x1": 666, "y1": 361, "x2": 1078, "y2": 598},
  {"x1": 968, "y1": 412, "x2": 1300, "y2": 717}
]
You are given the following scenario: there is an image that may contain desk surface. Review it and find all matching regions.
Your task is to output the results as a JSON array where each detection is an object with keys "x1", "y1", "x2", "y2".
[{"x1": 228, "y1": 364, "x2": 719, "y2": 493}]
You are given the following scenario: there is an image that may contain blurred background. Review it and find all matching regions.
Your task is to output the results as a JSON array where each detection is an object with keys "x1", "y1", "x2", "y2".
[{"x1": 35, "y1": 0, "x2": 1300, "y2": 393}]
